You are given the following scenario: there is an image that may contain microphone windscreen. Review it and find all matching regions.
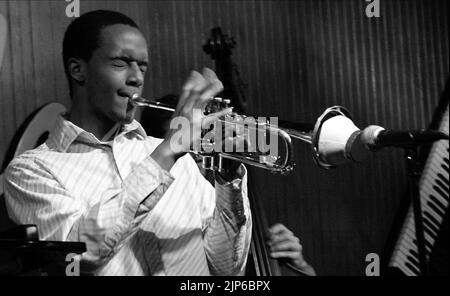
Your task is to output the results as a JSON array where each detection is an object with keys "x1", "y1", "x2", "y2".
[
  {"x1": 317, "y1": 115, "x2": 360, "y2": 166},
  {"x1": 360, "y1": 125, "x2": 385, "y2": 150}
]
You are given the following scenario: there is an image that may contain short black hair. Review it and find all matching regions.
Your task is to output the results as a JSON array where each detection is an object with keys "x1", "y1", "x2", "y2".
[{"x1": 62, "y1": 10, "x2": 140, "y2": 96}]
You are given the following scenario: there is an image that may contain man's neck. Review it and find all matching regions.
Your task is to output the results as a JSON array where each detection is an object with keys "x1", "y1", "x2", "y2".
[{"x1": 68, "y1": 100, "x2": 117, "y2": 140}]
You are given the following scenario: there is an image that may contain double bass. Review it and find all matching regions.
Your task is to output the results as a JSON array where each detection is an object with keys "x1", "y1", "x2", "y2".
[{"x1": 203, "y1": 27, "x2": 306, "y2": 276}]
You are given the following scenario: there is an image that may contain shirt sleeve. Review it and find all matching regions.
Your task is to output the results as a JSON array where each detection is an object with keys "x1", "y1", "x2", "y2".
[
  {"x1": 194, "y1": 158, "x2": 252, "y2": 276},
  {"x1": 3, "y1": 154, "x2": 173, "y2": 273}
]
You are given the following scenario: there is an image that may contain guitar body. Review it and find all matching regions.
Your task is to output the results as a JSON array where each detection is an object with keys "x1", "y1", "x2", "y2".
[{"x1": 1, "y1": 103, "x2": 66, "y2": 225}]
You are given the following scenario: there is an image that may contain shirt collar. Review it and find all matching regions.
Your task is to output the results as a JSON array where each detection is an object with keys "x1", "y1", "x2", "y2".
[{"x1": 47, "y1": 115, "x2": 148, "y2": 152}]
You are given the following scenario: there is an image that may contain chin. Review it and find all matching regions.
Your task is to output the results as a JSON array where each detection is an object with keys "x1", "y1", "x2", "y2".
[
  {"x1": 115, "y1": 115, "x2": 134, "y2": 125},
  {"x1": 113, "y1": 108, "x2": 135, "y2": 125},
  {"x1": 123, "y1": 117, "x2": 134, "y2": 124}
]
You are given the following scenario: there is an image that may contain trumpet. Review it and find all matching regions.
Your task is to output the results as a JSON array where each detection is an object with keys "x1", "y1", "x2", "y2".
[{"x1": 131, "y1": 94, "x2": 354, "y2": 174}]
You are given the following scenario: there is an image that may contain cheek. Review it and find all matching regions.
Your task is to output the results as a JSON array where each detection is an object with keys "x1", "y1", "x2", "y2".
[
  {"x1": 91, "y1": 70, "x2": 121, "y2": 90},
  {"x1": 87, "y1": 62, "x2": 123, "y2": 89}
]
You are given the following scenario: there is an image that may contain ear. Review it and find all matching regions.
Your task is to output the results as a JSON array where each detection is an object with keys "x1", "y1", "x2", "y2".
[{"x1": 67, "y1": 57, "x2": 86, "y2": 85}]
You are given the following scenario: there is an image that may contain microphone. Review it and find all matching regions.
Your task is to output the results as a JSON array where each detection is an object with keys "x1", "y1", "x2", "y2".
[
  {"x1": 312, "y1": 107, "x2": 449, "y2": 168},
  {"x1": 360, "y1": 125, "x2": 449, "y2": 150},
  {"x1": 341, "y1": 125, "x2": 449, "y2": 165}
]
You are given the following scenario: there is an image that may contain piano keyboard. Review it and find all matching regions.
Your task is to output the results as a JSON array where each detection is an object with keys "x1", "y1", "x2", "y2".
[{"x1": 389, "y1": 105, "x2": 449, "y2": 276}]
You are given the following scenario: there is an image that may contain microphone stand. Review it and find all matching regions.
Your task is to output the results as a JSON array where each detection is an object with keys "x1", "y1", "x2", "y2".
[
  {"x1": 401, "y1": 131, "x2": 448, "y2": 275},
  {"x1": 378, "y1": 129, "x2": 448, "y2": 275},
  {"x1": 405, "y1": 146, "x2": 429, "y2": 276}
]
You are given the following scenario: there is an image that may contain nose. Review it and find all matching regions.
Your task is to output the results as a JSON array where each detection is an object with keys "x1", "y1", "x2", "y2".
[{"x1": 126, "y1": 63, "x2": 144, "y2": 88}]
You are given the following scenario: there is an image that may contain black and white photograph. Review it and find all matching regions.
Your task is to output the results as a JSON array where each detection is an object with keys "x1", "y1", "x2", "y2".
[{"x1": 0, "y1": 0, "x2": 448, "y2": 283}]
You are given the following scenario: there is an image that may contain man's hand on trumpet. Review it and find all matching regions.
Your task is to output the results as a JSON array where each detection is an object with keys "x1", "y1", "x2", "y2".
[{"x1": 151, "y1": 68, "x2": 232, "y2": 172}]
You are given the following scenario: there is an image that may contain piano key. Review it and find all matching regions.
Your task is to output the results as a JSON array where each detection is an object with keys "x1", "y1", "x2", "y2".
[
  {"x1": 437, "y1": 173, "x2": 449, "y2": 188},
  {"x1": 393, "y1": 249, "x2": 419, "y2": 274},
  {"x1": 422, "y1": 172, "x2": 448, "y2": 190},
  {"x1": 432, "y1": 180, "x2": 448, "y2": 198},
  {"x1": 427, "y1": 195, "x2": 447, "y2": 217},
  {"x1": 422, "y1": 218, "x2": 438, "y2": 238},
  {"x1": 432, "y1": 185, "x2": 448, "y2": 204},
  {"x1": 399, "y1": 245, "x2": 421, "y2": 267},
  {"x1": 433, "y1": 141, "x2": 448, "y2": 157},
  {"x1": 397, "y1": 249, "x2": 420, "y2": 273},
  {"x1": 423, "y1": 198, "x2": 447, "y2": 219},
  {"x1": 403, "y1": 240, "x2": 419, "y2": 255},
  {"x1": 423, "y1": 162, "x2": 449, "y2": 186},
  {"x1": 392, "y1": 258, "x2": 417, "y2": 276},
  {"x1": 424, "y1": 194, "x2": 447, "y2": 216},
  {"x1": 434, "y1": 145, "x2": 448, "y2": 159},
  {"x1": 436, "y1": 153, "x2": 449, "y2": 172},
  {"x1": 397, "y1": 237, "x2": 418, "y2": 255},
  {"x1": 427, "y1": 170, "x2": 448, "y2": 184},
  {"x1": 442, "y1": 163, "x2": 449, "y2": 174},
  {"x1": 404, "y1": 220, "x2": 432, "y2": 245},
  {"x1": 429, "y1": 149, "x2": 447, "y2": 167},
  {"x1": 409, "y1": 248, "x2": 419, "y2": 259},
  {"x1": 420, "y1": 172, "x2": 448, "y2": 195},
  {"x1": 407, "y1": 225, "x2": 433, "y2": 253},
  {"x1": 425, "y1": 198, "x2": 446, "y2": 220},
  {"x1": 414, "y1": 213, "x2": 436, "y2": 243},
  {"x1": 422, "y1": 222, "x2": 438, "y2": 241},
  {"x1": 397, "y1": 228, "x2": 417, "y2": 252},
  {"x1": 406, "y1": 254, "x2": 421, "y2": 270},
  {"x1": 405, "y1": 261, "x2": 421, "y2": 275},
  {"x1": 420, "y1": 198, "x2": 444, "y2": 223},
  {"x1": 423, "y1": 209, "x2": 441, "y2": 230},
  {"x1": 435, "y1": 179, "x2": 449, "y2": 195},
  {"x1": 398, "y1": 231, "x2": 417, "y2": 250},
  {"x1": 436, "y1": 171, "x2": 449, "y2": 184},
  {"x1": 436, "y1": 176, "x2": 449, "y2": 197},
  {"x1": 421, "y1": 194, "x2": 447, "y2": 217},
  {"x1": 401, "y1": 230, "x2": 418, "y2": 251},
  {"x1": 421, "y1": 182, "x2": 448, "y2": 207},
  {"x1": 437, "y1": 160, "x2": 449, "y2": 173},
  {"x1": 425, "y1": 157, "x2": 447, "y2": 176}
]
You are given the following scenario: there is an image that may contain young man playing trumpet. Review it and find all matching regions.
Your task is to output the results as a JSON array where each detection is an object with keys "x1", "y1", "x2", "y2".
[{"x1": 4, "y1": 10, "x2": 251, "y2": 276}]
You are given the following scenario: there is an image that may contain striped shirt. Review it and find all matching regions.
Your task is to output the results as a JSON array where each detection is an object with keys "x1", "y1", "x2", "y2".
[{"x1": 4, "y1": 115, "x2": 252, "y2": 275}]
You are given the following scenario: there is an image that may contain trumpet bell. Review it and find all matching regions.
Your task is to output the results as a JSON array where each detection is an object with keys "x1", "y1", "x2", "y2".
[{"x1": 311, "y1": 106, "x2": 358, "y2": 169}]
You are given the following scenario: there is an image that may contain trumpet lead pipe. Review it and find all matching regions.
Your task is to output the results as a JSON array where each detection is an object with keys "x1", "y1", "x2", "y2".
[
  {"x1": 130, "y1": 94, "x2": 176, "y2": 112},
  {"x1": 131, "y1": 93, "x2": 313, "y2": 144}
]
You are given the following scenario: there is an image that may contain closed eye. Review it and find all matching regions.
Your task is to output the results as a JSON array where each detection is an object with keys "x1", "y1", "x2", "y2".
[
  {"x1": 112, "y1": 59, "x2": 127, "y2": 67},
  {"x1": 139, "y1": 65, "x2": 148, "y2": 73}
]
